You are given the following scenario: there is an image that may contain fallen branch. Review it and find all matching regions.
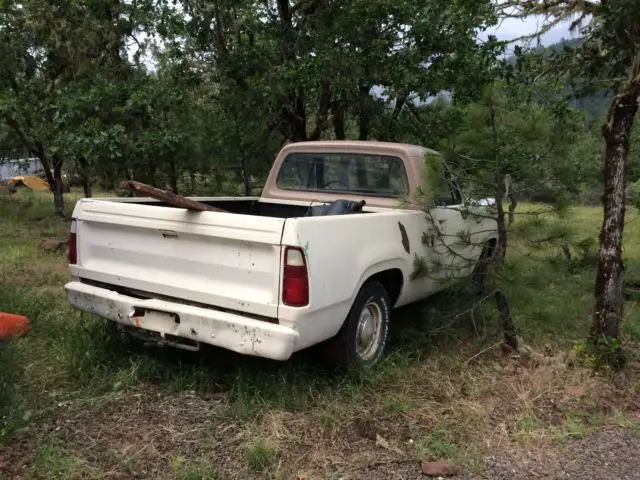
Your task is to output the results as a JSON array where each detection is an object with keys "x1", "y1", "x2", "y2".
[
  {"x1": 119, "y1": 180, "x2": 227, "y2": 213},
  {"x1": 464, "y1": 341, "x2": 502, "y2": 365}
]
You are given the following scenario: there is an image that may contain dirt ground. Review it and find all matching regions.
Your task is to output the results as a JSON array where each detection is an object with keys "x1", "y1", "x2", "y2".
[
  {"x1": 2, "y1": 343, "x2": 640, "y2": 479},
  {"x1": 1, "y1": 380, "x2": 639, "y2": 480}
]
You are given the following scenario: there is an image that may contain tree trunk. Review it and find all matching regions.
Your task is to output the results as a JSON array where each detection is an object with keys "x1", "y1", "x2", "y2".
[
  {"x1": 309, "y1": 80, "x2": 331, "y2": 141},
  {"x1": 494, "y1": 179, "x2": 517, "y2": 349},
  {"x1": 590, "y1": 87, "x2": 639, "y2": 365},
  {"x1": 78, "y1": 157, "x2": 92, "y2": 198},
  {"x1": 240, "y1": 152, "x2": 251, "y2": 196},
  {"x1": 490, "y1": 103, "x2": 517, "y2": 350},
  {"x1": 507, "y1": 193, "x2": 517, "y2": 225},
  {"x1": 494, "y1": 290, "x2": 517, "y2": 349},
  {"x1": 493, "y1": 127, "x2": 508, "y2": 263},
  {"x1": 293, "y1": 91, "x2": 307, "y2": 142},
  {"x1": 168, "y1": 160, "x2": 178, "y2": 195},
  {"x1": 358, "y1": 94, "x2": 370, "y2": 140},
  {"x1": 384, "y1": 93, "x2": 407, "y2": 142},
  {"x1": 82, "y1": 174, "x2": 92, "y2": 199},
  {"x1": 31, "y1": 143, "x2": 56, "y2": 191},
  {"x1": 149, "y1": 164, "x2": 157, "y2": 187},
  {"x1": 243, "y1": 171, "x2": 251, "y2": 196},
  {"x1": 53, "y1": 159, "x2": 64, "y2": 216},
  {"x1": 358, "y1": 115, "x2": 369, "y2": 141},
  {"x1": 333, "y1": 102, "x2": 345, "y2": 140},
  {"x1": 189, "y1": 169, "x2": 197, "y2": 195}
]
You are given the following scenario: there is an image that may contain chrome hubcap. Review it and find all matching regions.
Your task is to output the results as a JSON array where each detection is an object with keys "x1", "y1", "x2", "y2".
[{"x1": 356, "y1": 301, "x2": 383, "y2": 360}]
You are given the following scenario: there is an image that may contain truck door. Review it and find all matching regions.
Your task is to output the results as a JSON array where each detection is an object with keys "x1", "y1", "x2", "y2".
[{"x1": 424, "y1": 167, "x2": 478, "y2": 287}]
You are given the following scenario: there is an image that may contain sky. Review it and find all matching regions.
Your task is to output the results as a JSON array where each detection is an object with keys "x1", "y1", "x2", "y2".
[{"x1": 484, "y1": 15, "x2": 580, "y2": 53}]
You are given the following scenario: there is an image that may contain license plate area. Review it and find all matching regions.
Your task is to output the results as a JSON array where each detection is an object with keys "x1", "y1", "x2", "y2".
[{"x1": 129, "y1": 307, "x2": 180, "y2": 333}]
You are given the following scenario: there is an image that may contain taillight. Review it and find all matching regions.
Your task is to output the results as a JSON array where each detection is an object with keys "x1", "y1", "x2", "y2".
[
  {"x1": 68, "y1": 219, "x2": 77, "y2": 264},
  {"x1": 282, "y1": 246, "x2": 309, "y2": 307}
]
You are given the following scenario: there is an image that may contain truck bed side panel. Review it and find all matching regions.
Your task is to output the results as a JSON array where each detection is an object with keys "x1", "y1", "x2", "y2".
[
  {"x1": 279, "y1": 209, "x2": 496, "y2": 351},
  {"x1": 279, "y1": 211, "x2": 428, "y2": 349}
]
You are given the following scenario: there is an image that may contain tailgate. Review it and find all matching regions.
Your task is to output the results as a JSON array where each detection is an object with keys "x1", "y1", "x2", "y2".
[{"x1": 71, "y1": 199, "x2": 285, "y2": 318}]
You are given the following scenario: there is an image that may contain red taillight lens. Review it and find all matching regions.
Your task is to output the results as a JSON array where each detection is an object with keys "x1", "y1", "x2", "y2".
[
  {"x1": 68, "y1": 219, "x2": 77, "y2": 264},
  {"x1": 282, "y1": 247, "x2": 309, "y2": 307}
]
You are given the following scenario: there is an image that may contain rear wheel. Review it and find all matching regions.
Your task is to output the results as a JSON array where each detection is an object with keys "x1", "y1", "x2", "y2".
[{"x1": 322, "y1": 281, "x2": 390, "y2": 370}]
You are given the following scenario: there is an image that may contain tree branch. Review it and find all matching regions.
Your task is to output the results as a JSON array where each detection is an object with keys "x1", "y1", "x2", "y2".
[{"x1": 291, "y1": 0, "x2": 323, "y2": 16}]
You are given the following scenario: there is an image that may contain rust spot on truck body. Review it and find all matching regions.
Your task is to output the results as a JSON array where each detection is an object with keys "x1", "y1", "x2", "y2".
[{"x1": 398, "y1": 222, "x2": 410, "y2": 254}]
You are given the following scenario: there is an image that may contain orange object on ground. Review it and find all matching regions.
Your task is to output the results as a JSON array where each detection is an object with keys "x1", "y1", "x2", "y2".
[
  {"x1": 0, "y1": 313, "x2": 29, "y2": 340},
  {"x1": 7, "y1": 175, "x2": 49, "y2": 191}
]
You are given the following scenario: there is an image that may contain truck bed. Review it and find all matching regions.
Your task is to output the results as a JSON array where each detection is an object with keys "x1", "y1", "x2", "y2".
[
  {"x1": 69, "y1": 197, "x2": 311, "y2": 320},
  {"x1": 111, "y1": 196, "x2": 311, "y2": 218}
]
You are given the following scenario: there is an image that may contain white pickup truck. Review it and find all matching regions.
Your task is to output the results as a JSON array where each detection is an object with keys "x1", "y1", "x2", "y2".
[{"x1": 65, "y1": 141, "x2": 497, "y2": 369}]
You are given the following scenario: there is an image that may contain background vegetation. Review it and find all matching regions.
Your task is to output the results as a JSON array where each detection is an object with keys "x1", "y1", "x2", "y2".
[
  {"x1": 1, "y1": 0, "x2": 640, "y2": 478},
  {"x1": 0, "y1": 189, "x2": 638, "y2": 479},
  {"x1": 2, "y1": 0, "x2": 638, "y2": 213}
]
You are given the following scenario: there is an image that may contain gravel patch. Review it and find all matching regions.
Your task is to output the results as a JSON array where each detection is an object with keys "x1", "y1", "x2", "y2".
[
  {"x1": 483, "y1": 429, "x2": 640, "y2": 480},
  {"x1": 351, "y1": 429, "x2": 640, "y2": 480}
]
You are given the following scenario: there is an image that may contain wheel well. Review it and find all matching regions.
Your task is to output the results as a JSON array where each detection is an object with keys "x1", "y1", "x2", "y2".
[
  {"x1": 486, "y1": 238, "x2": 497, "y2": 257},
  {"x1": 365, "y1": 269, "x2": 403, "y2": 307}
]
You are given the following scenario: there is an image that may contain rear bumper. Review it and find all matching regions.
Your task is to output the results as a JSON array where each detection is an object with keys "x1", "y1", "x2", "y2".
[{"x1": 64, "y1": 281, "x2": 299, "y2": 361}]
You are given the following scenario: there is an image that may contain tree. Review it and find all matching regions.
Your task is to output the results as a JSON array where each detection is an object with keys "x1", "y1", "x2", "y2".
[
  {"x1": 410, "y1": 47, "x2": 586, "y2": 350},
  {"x1": 502, "y1": 0, "x2": 640, "y2": 365},
  {"x1": 0, "y1": 0, "x2": 150, "y2": 213},
  {"x1": 175, "y1": 0, "x2": 502, "y2": 145}
]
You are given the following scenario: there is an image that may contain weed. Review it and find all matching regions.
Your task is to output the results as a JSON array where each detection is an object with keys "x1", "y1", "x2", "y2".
[
  {"x1": 316, "y1": 410, "x2": 338, "y2": 429},
  {"x1": 517, "y1": 414, "x2": 538, "y2": 432},
  {"x1": 414, "y1": 427, "x2": 459, "y2": 460},
  {"x1": 569, "y1": 341, "x2": 598, "y2": 368},
  {"x1": 385, "y1": 395, "x2": 414, "y2": 413},
  {"x1": 170, "y1": 456, "x2": 220, "y2": 480},
  {"x1": 246, "y1": 439, "x2": 278, "y2": 472},
  {"x1": 515, "y1": 414, "x2": 540, "y2": 443},
  {"x1": 33, "y1": 441, "x2": 79, "y2": 479},
  {"x1": 554, "y1": 416, "x2": 589, "y2": 443}
]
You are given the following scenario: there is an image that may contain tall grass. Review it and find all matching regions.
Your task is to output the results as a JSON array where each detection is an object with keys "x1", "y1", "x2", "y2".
[{"x1": 0, "y1": 188, "x2": 638, "y2": 478}]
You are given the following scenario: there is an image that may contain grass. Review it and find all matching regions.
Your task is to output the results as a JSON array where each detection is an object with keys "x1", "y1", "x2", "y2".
[
  {"x1": 246, "y1": 439, "x2": 278, "y2": 472},
  {"x1": 0, "y1": 188, "x2": 639, "y2": 479},
  {"x1": 32, "y1": 441, "x2": 80, "y2": 479},
  {"x1": 413, "y1": 427, "x2": 459, "y2": 459},
  {"x1": 170, "y1": 456, "x2": 221, "y2": 480}
]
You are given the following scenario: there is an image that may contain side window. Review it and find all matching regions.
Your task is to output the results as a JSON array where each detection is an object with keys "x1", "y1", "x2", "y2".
[{"x1": 433, "y1": 161, "x2": 462, "y2": 206}]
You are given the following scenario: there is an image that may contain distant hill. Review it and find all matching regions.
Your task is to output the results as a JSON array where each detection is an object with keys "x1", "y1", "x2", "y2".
[{"x1": 509, "y1": 37, "x2": 612, "y2": 119}]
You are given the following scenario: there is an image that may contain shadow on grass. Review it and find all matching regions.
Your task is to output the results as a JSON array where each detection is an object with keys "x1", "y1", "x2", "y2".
[
  {"x1": 0, "y1": 281, "x2": 490, "y2": 432},
  {"x1": 95, "y1": 282, "x2": 492, "y2": 387},
  {"x1": 0, "y1": 247, "x2": 600, "y2": 443}
]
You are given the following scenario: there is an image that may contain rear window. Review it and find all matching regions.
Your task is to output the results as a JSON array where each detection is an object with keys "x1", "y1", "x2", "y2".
[{"x1": 276, "y1": 152, "x2": 409, "y2": 197}]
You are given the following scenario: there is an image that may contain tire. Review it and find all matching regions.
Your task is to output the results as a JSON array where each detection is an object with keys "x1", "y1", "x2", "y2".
[{"x1": 322, "y1": 281, "x2": 390, "y2": 371}]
